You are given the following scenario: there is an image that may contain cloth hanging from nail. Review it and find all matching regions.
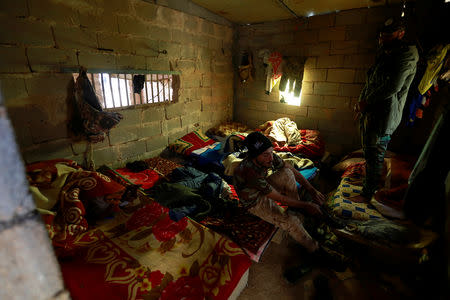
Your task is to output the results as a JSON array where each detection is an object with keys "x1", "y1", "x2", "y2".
[{"x1": 133, "y1": 75, "x2": 146, "y2": 93}]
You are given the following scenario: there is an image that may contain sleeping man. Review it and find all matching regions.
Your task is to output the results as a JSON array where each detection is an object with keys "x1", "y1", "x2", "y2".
[{"x1": 233, "y1": 131, "x2": 325, "y2": 253}]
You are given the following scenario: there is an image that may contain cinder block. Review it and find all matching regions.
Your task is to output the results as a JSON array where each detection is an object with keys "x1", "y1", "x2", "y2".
[
  {"x1": 301, "y1": 94, "x2": 324, "y2": 107},
  {"x1": 0, "y1": 218, "x2": 65, "y2": 299},
  {"x1": 142, "y1": 106, "x2": 165, "y2": 122},
  {"x1": 345, "y1": 24, "x2": 378, "y2": 41},
  {"x1": 92, "y1": 146, "x2": 118, "y2": 166},
  {"x1": 30, "y1": 120, "x2": 68, "y2": 143},
  {"x1": 295, "y1": 116, "x2": 318, "y2": 129},
  {"x1": 327, "y1": 69, "x2": 355, "y2": 83},
  {"x1": 323, "y1": 95, "x2": 351, "y2": 109},
  {"x1": 319, "y1": 26, "x2": 346, "y2": 41},
  {"x1": 22, "y1": 139, "x2": 73, "y2": 163},
  {"x1": 343, "y1": 54, "x2": 374, "y2": 68},
  {"x1": 79, "y1": 12, "x2": 117, "y2": 33},
  {"x1": 314, "y1": 82, "x2": 340, "y2": 96},
  {"x1": 115, "y1": 54, "x2": 146, "y2": 70},
  {"x1": 201, "y1": 20, "x2": 215, "y2": 35},
  {"x1": 0, "y1": 17, "x2": 53, "y2": 47},
  {"x1": 163, "y1": 116, "x2": 181, "y2": 133},
  {"x1": 118, "y1": 16, "x2": 150, "y2": 37},
  {"x1": 103, "y1": 0, "x2": 132, "y2": 15},
  {"x1": 184, "y1": 15, "x2": 199, "y2": 32},
  {"x1": 131, "y1": 37, "x2": 159, "y2": 56},
  {"x1": 270, "y1": 32, "x2": 294, "y2": 46},
  {"x1": 168, "y1": 128, "x2": 188, "y2": 144},
  {"x1": 307, "y1": 42, "x2": 330, "y2": 56},
  {"x1": 165, "y1": 102, "x2": 184, "y2": 119},
  {"x1": 0, "y1": 77, "x2": 27, "y2": 104},
  {"x1": 267, "y1": 102, "x2": 285, "y2": 114},
  {"x1": 54, "y1": 26, "x2": 97, "y2": 50},
  {"x1": 0, "y1": 0, "x2": 28, "y2": 17},
  {"x1": 316, "y1": 55, "x2": 345, "y2": 69},
  {"x1": 286, "y1": 105, "x2": 307, "y2": 117},
  {"x1": 157, "y1": 6, "x2": 184, "y2": 29},
  {"x1": 305, "y1": 57, "x2": 317, "y2": 69},
  {"x1": 302, "y1": 82, "x2": 314, "y2": 94},
  {"x1": 25, "y1": 74, "x2": 73, "y2": 97},
  {"x1": 108, "y1": 126, "x2": 139, "y2": 145},
  {"x1": 181, "y1": 45, "x2": 197, "y2": 60},
  {"x1": 339, "y1": 83, "x2": 364, "y2": 97},
  {"x1": 117, "y1": 140, "x2": 146, "y2": 162},
  {"x1": 118, "y1": 109, "x2": 141, "y2": 127},
  {"x1": 28, "y1": 0, "x2": 79, "y2": 26},
  {"x1": 295, "y1": 29, "x2": 319, "y2": 44},
  {"x1": 27, "y1": 47, "x2": 77, "y2": 72},
  {"x1": 330, "y1": 40, "x2": 359, "y2": 55},
  {"x1": 181, "y1": 75, "x2": 201, "y2": 89},
  {"x1": 303, "y1": 69, "x2": 327, "y2": 82},
  {"x1": 134, "y1": 1, "x2": 158, "y2": 22},
  {"x1": 185, "y1": 100, "x2": 202, "y2": 112},
  {"x1": 181, "y1": 112, "x2": 200, "y2": 127},
  {"x1": 200, "y1": 75, "x2": 211, "y2": 88},
  {"x1": 146, "y1": 56, "x2": 169, "y2": 71},
  {"x1": 192, "y1": 35, "x2": 209, "y2": 48},
  {"x1": 307, "y1": 13, "x2": 335, "y2": 29},
  {"x1": 336, "y1": 9, "x2": 367, "y2": 26},
  {"x1": 147, "y1": 25, "x2": 171, "y2": 42},
  {"x1": 172, "y1": 30, "x2": 193, "y2": 45},
  {"x1": 177, "y1": 60, "x2": 196, "y2": 73},
  {"x1": 354, "y1": 69, "x2": 368, "y2": 83},
  {"x1": 98, "y1": 33, "x2": 132, "y2": 54},
  {"x1": 307, "y1": 106, "x2": 335, "y2": 120}
]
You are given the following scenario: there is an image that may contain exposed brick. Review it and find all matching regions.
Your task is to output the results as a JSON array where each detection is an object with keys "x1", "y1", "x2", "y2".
[
  {"x1": 307, "y1": 42, "x2": 330, "y2": 56},
  {"x1": 307, "y1": 13, "x2": 335, "y2": 29},
  {"x1": 294, "y1": 30, "x2": 319, "y2": 44},
  {"x1": 343, "y1": 54, "x2": 374, "y2": 68},
  {"x1": 22, "y1": 139, "x2": 73, "y2": 163},
  {"x1": 0, "y1": 0, "x2": 28, "y2": 17},
  {"x1": 165, "y1": 102, "x2": 184, "y2": 119},
  {"x1": 108, "y1": 126, "x2": 139, "y2": 145},
  {"x1": 314, "y1": 82, "x2": 340, "y2": 96},
  {"x1": 142, "y1": 106, "x2": 165, "y2": 122},
  {"x1": 28, "y1": 0, "x2": 79, "y2": 26},
  {"x1": 115, "y1": 54, "x2": 146, "y2": 70},
  {"x1": 316, "y1": 55, "x2": 345, "y2": 68},
  {"x1": 134, "y1": 1, "x2": 158, "y2": 22},
  {"x1": 118, "y1": 109, "x2": 141, "y2": 127},
  {"x1": 330, "y1": 40, "x2": 359, "y2": 55},
  {"x1": 146, "y1": 56, "x2": 169, "y2": 71},
  {"x1": 79, "y1": 12, "x2": 117, "y2": 33},
  {"x1": 307, "y1": 106, "x2": 335, "y2": 120},
  {"x1": 163, "y1": 116, "x2": 181, "y2": 133},
  {"x1": 117, "y1": 140, "x2": 146, "y2": 162},
  {"x1": 131, "y1": 37, "x2": 159, "y2": 56},
  {"x1": 0, "y1": 17, "x2": 53, "y2": 47},
  {"x1": 98, "y1": 33, "x2": 133, "y2": 54},
  {"x1": 323, "y1": 96, "x2": 351, "y2": 109},
  {"x1": 301, "y1": 94, "x2": 324, "y2": 107},
  {"x1": 27, "y1": 47, "x2": 77, "y2": 72},
  {"x1": 181, "y1": 112, "x2": 200, "y2": 127},
  {"x1": 185, "y1": 100, "x2": 202, "y2": 112},
  {"x1": 345, "y1": 24, "x2": 378, "y2": 41},
  {"x1": 0, "y1": 218, "x2": 65, "y2": 299},
  {"x1": 327, "y1": 69, "x2": 355, "y2": 83},
  {"x1": 319, "y1": 26, "x2": 346, "y2": 41},
  {"x1": 54, "y1": 26, "x2": 97, "y2": 50},
  {"x1": 303, "y1": 69, "x2": 327, "y2": 82},
  {"x1": 118, "y1": 16, "x2": 150, "y2": 37},
  {"x1": 0, "y1": 77, "x2": 27, "y2": 104},
  {"x1": 336, "y1": 9, "x2": 367, "y2": 25},
  {"x1": 339, "y1": 83, "x2": 364, "y2": 97},
  {"x1": 77, "y1": 51, "x2": 115, "y2": 69},
  {"x1": 25, "y1": 74, "x2": 72, "y2": 97}
]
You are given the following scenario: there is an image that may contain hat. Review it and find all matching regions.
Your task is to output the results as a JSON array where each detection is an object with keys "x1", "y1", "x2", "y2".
[
  {"x1": 380, "y1": 17, "x2": 405, "y2": 34},
  {"x1": 245, "y1": 131, "x2": 273, "y2": 158}
]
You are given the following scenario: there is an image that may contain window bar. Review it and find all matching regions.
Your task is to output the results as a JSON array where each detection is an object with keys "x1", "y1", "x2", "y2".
[
  {"x1": 138, "y1": 88, "x2": 143, "y2": 105},
  {"x1": 108, "y1": 74, "x2": 115, "y2": 108},
  {"x1": 100, "y1": 73, "x2": 107, "y2": 108},
  {"x1": 150, "y1": 74, "x2": 155, "y2": 103},
  {"x1": 117, "y1": 75, "x2": 123, "y2": 107},
  {"x1": 156, "y1": 74, "x2": 160, "y2": 103},
  {"x1": 144, "y1": 74, "x2": 150, "y2": 104},
  {"x1": 168, "y1": 75, "x2": 172, "y2": 101},
  {"x1": 124, "y1": 74, "x2": 130, "y2": 106},
  {"x1": 162, "y1": 75, "x2": 166, "y2": 102},
  {"x1": 89, "y1": 73, "x2": 96, "y2": 93}
]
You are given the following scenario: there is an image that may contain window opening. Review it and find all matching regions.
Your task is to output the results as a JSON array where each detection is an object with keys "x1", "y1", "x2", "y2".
[{"x1": 69, "y1": 69, "x2": 180, "y2": 109}]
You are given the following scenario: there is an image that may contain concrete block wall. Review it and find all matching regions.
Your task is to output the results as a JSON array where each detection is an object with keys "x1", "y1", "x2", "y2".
[
  {"x1": 235, "y1": 6, "x2": 400, "y2": 155},
  {"x1": 0, "y1": 0, "x2": 234, "y2": 168}
]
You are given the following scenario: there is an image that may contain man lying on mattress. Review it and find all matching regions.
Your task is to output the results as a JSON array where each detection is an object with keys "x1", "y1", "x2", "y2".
[{"x1": 233, "y1": 132, "x2": 344, "y2": 276}]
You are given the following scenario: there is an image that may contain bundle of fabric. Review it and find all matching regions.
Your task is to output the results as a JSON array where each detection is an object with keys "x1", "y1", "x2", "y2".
[
  {"x1": 58, "y1": 197, "x2": 252, "y2": 300},
  {"x1": 26, "y1": 159, "x2": 125, "y2": 251},
  {"x1": 259, "y1": 118, "x2": 325, "y2": 158},
  {"x1": 168, "y1": 130, "x2": 216, "y2": 156},
  {"x1": 206, "y1": 122, "x2": 251, "y2": 138},
  {"x1": 144, "y1": 156, "x2": 182, "y2": 177}
]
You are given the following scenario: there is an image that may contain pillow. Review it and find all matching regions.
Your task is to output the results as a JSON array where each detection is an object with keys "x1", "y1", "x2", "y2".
[{"x1": 169, "y1": 130, "x2": 215, "y2": 155}]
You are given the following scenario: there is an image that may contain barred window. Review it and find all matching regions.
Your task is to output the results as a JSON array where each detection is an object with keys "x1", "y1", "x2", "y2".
[{"x1": 70, "y1": 70, "x2": 180, "y2": 109}]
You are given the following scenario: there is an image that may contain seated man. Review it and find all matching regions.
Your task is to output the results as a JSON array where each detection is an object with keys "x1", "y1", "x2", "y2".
[{"x1": 233, "y1": 131, "x2": 325, "y2": 253}]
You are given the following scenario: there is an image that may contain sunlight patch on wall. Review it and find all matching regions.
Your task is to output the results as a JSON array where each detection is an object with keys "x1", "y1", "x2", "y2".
[{"x1": 279, "y1": 79, "x2": 301, "y2": 106}]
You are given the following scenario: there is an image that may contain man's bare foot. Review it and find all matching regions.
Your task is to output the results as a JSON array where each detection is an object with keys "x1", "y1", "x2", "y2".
[{"x1": 349, "y1": 194, "x2": 370, "y2": 203}]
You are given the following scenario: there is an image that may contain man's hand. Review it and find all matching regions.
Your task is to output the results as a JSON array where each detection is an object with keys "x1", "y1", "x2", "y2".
[
  {"x1": 303, "y1": 202, "x2": 323, "y2": 216},
  {"x1": 353, "y1": 100, "x2": 367, "y2": 121},
  {"x1": 310, "y1": 189, "x2": 326, "y2": 206}
]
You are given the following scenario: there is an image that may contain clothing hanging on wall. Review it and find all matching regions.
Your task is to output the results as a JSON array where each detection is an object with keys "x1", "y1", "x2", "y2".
[{"x1": 279, "y1": 56, "x2": 305, "y2": 97}]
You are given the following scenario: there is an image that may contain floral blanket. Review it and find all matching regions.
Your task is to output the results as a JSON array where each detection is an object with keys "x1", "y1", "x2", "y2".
[{"x1": 59, "y1": 199, "x2": 251, "y2": 300}]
